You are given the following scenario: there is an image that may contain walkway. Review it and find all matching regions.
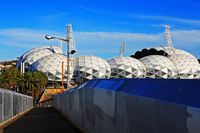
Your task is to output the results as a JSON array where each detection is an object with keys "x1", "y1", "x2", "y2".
[{"x1": 4, "y1": 107, "x2": 82, "y2": 133}]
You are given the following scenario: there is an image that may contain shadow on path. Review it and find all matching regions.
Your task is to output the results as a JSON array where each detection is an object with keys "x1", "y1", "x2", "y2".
[{"x1": 4, "y1": 107, "x2": 82, "y2": 133}]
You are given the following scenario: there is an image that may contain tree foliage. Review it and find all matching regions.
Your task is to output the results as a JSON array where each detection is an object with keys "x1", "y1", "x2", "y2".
[
  {"x1": 0, "y1": 68, "x2": 48, "y2": 98},
  {"x1": 0, "y1": 68, "x2": 21, "y2": 90}
]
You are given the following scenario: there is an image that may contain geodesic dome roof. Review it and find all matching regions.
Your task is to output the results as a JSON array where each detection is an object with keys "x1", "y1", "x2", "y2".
[
  {"x1": 74, "y1": 56, "x2": 111, "y2": 83},
  {"x1": 16, "y1": 46, "x2": 62, "y2": 68},
  {"x1": 168, "y1": 54, "x2": 200, "y2": 79},
  {"x1": 153, "y1": 47, "x2": 197, "y2": 59},
  {"x1": 22, "y1": 46, "x2": 62, "y2": 57},
  {"x1": 131, "y1": 47, "x2": 197, "y2": 60},
  {"x1": 140, "y1": 55, "x2": 177, "y2": 79},
  {"x1": 107, "y1": 57, "x2": 146, "y2": 78},
  {"x1": 31, "y1": 53, "x2": 73, "y2": 81}
]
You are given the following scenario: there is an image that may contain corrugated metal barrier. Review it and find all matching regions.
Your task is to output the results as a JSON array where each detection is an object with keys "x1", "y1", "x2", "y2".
[
  {"x1": 0, "y1": 88, "x2": 33, "y2": 123},
  {"x1": 53, "y1": 78, "x2": 200, "y2": 133}
]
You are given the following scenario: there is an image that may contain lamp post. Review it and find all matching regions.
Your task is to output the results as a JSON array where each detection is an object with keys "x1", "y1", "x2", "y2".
[
  {"x1": 61, "y1": 61, "x2": 64, "y2": 92},
  {"x1": 45, "y1": 33, "x2": 76, "y2": 91}
]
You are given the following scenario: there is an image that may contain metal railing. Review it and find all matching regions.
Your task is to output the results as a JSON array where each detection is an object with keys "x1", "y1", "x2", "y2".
[{"x1": 0, "y1": 88, "x2": 33, "y2": 123}]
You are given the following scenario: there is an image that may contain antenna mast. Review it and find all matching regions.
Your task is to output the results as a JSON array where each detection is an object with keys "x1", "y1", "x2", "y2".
[
  {"x1": 164, "y1": 25, "x2": 173, "y2": 48},
  {"x1": 119, "y1": 41, "x2": 125, "y2": 57}
]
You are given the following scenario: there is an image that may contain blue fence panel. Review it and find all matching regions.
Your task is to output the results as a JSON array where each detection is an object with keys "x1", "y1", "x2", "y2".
[
  {"x1": 53, "y1": 78, "x2": 200, "y2": 133},
  {"x1": 84, "y1": 79, "x2": 200, "y2": 108}
]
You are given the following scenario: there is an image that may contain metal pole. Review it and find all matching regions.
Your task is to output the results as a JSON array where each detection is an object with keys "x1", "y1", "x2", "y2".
[
  {"x1": 22, "y1": 62, "x2": 25, "y2": 74},
  {"x1": 20, "y1": 62, "x2": 23, "y2": 74},
  {"x1": 61, "y1": 61, "x2": 64, "y2": 92},
  {"x1": 66, "y1": 25, "x2": 70, "y2": 91},
  {"x1": 67, "y1": 41, "x2": 70, "y2": 90}
]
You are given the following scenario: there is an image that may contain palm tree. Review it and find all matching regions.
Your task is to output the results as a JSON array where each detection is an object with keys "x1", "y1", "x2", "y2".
[
  {"x1": 17, "y1": 71, "x2": 48, "y2": 106},
  {"x1": 0, "y1": 68, "x2": 21, "y2": 91},
  {"x1": 0, "y1": 68, "x2": 48, "y2": 106},
  {"x1": 32, "y1": 71, "x2": 48, "y2": 100}
]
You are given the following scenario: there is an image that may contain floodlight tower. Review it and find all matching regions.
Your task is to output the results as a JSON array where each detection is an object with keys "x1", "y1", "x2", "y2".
[
  {"x1": 164, "y1": 25, "x2": 173, "y2": 48},
  {"x1": 162, "y1": 25, "x2": 180, "y2": 77},
  {"x1": 119, "y1": 41, "x2": 126, "y2": 57},
  {"x1": 67, "y1": 24, "x2": 76, "y2": 60}
]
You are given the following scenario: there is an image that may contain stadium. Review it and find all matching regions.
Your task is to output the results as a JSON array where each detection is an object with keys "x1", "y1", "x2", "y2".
[{"x1": 16, "y1": 25, "x2": 200, "y2": 88}]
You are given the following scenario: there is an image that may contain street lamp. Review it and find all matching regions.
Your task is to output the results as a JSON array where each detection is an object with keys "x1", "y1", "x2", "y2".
[
  {"x1": 45, "y1": 35, "x2": 69, "y2": 42},
  {"x1": 45, "y1": 35, "x2": 55, "y2": 40},
  {"x1": 44, "y1": 34, "x2": 76, "y2": 91}
]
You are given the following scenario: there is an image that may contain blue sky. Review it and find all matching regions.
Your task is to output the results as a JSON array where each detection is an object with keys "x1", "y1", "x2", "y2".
[{"x1": 0, "y1": 0, "x2": 200, "y2": 61}]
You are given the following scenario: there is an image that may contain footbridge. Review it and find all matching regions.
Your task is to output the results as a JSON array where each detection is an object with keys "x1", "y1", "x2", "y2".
[{"x1": 1, "y1": 78, "x2": 200, "y2": 133}]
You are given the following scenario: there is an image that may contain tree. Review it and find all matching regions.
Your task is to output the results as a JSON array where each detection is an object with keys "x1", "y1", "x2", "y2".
[
  {"x1": 0, "y1": 70, "x2": 5, "y2": 88},
  {"x1": 0, "y1": 68, "x2": 48, "y2": 106},
  {"x1": 0, "y1": 68, "x2": 21, "y2": 90},
  {"x1": 17, "y1": 71, "x2": 48, "y2": 106},
  {"x1": 32, "y1": 71, "x2": 48, "y2": 99}
]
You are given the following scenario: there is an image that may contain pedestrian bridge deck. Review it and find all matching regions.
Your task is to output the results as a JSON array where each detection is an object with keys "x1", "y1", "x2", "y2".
[{"x1": 4, "y1": 107, "x2": 82, "y2": 133}]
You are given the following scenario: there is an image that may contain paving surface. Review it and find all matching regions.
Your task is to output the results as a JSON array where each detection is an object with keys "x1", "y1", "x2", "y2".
[{"x1": 4, "y1": 107, "x2": 82, "y2": 133}]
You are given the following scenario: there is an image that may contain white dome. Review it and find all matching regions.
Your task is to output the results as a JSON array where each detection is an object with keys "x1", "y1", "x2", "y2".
[
  {"x1": 107, "y1": 57, "x2": 146, "y2": 78},
  {"x1": 150, "y1": 47, "x2": 196, "y2": 59},
  {"x1": 31, "y1": 53, "x2": 73, "y2": 81},
  {"x1": 140, "y1": 55, "x2": 177, "y2": 79},
  {"x1": 22, "y1": 46, "x2": 62, "y2": 57},
  {"x1": 168, "y1": 54, "x2": 200, "y2": 79},
  {"x1": 16, "y1": 46, "x2": 62, "y2": 68},
  {"x1": 19, "y1": 49, "x2": 53, "y2": 65},
  {"x1": 74, "y1": 56, "x2": 111, "y2": 82}
]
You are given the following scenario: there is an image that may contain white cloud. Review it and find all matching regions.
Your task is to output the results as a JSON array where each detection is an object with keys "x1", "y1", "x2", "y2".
[
  {"x1": 133, "y1": 15, "x2": 200, "y2": 26},
  {"x1": 0, "y1": 28, "x2": 200, "y2": 60},
  {"x1": 172, "y1": 30, "x2": 200, "y2": 44},
  {"x1": 74, "y1": 30, "x2": 200, "y2": 57},
  {"x1": 0, "y1": 28, "x2": 62, "y2": 48},
  {"x1": 74, "y1": 32, "x2": 163, "y2": 57},
  {"x1": 75, "y1": 32, "x2": 162, "y2": 41}
]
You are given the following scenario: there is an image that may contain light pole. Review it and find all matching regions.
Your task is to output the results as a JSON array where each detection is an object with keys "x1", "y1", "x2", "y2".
[{"x1": 45, "y1": 34, "x2": 76, "y2": 91}]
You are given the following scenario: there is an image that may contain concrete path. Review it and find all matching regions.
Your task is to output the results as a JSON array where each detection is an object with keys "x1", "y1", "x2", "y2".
[{"x1": 4, "y1": 107, "x2": 82, "y2": 133}]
